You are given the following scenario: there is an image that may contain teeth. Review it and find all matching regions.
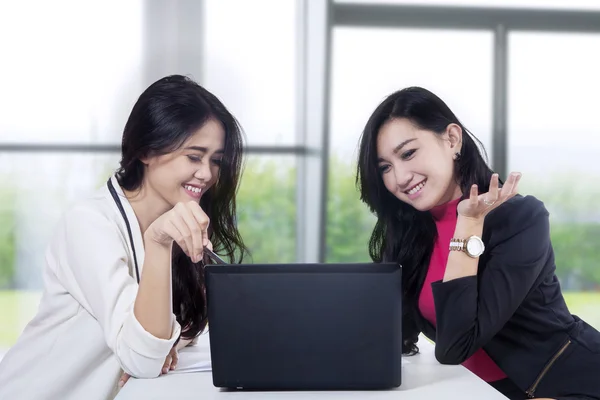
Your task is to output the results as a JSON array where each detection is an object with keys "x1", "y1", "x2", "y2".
[
  {"x1": 185, "y1": 185, "x2": 202, "y2": 194},
  {"x1": 406, "y1": 181, "x2": 426, "y2": 195}
]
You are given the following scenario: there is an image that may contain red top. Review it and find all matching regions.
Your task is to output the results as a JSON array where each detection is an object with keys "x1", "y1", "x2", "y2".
[{"x1": 418, "y1": 197, "x2": 507, "y2": 382}]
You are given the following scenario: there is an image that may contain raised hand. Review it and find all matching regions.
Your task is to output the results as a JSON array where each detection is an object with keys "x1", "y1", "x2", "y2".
[
  {"x1": 457, "y1": 172, "x2": 522, "y2": 221},
  {"x1": 144, "y1": 201, "x2": 210, "y2": 263}
]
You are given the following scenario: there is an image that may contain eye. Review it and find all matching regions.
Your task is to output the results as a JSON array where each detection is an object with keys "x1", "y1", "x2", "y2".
[
  {"x1": 187, "y1": 155, "x2": 201, "y2": 162},
  {"x1": 378, "y1": 164, "x2": 390, "y2": 174},
  {"x1": 401, "y1": 149, "x2": 416, "y2": 160},
  {"x1": 211, "y1": 158, "x2": 222, "y2": 167}
]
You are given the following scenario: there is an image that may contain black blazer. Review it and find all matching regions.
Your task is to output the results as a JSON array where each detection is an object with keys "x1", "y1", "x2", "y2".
[{"x1": 405, "y1": 195, "x2": 600, "y2": 399}]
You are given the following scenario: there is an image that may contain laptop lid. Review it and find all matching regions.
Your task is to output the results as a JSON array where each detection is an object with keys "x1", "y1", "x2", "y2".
[{"x1": 205, "y1": 263, "x2": 402, "y2": 390}]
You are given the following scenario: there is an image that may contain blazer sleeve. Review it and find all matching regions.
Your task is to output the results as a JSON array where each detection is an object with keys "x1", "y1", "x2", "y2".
[
  {"x1": 430, "y1": 197, "x2": 551, "y2": 365},
  {"x1": 52, "y1": 204, "x2": 181, "y2": 378}
]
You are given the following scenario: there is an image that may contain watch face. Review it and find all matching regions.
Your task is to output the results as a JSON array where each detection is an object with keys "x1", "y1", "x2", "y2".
[{"x1": 466, "y1": 237, "x2": 485, "y2": 256}]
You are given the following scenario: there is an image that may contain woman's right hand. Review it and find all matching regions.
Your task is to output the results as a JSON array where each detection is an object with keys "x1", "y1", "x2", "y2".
[{"x1": 144, "y1": 201, "x2": 210, "y2": 263}]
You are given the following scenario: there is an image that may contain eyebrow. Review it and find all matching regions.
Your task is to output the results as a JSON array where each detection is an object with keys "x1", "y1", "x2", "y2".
[
  {"x1": 184, "y1": 146, "x2": 224, "y2": 154},
  {"x1": 377, "y1": 138, "x2": 417, "y2": 162}
]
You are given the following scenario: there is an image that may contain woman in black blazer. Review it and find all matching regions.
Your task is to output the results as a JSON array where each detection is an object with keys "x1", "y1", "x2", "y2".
[{"x1": 355, "y1": 86, "x2": 600, "y2": 399}]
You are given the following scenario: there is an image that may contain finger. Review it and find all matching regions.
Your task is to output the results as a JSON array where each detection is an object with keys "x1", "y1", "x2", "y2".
[
  {"x1": 180, "y1": 204, "x2": 205, "y2": 263},
  {"x1": 469, "y1": 184, "x2": 479, "y2": 206},
  {"x1": 506, "y1": 172, "x2": 522, "y2": 198},
  {"x1": 500, "y1": 172, "x2": 520, "y2": 199},
  {"x1": 500, "y1": 172, "x2": 515, "y2": 199},
  {"x1": 488, "y1": 173, "x2": 500, "y2": 201},
  {"x1": 118, "y1": 373, "x2": 131, "y2": 388},
  {"x1": 162, "y1": 354, "x2": 172, "y2": 375},
  {"x1": 170, "y1": 349, "x2": 179, "y2": 370},
  {"x1": 172, "y1": 204, "x2": 202, "y2": 263},
  {"x1": 188, "y1": 202, "x2": 210, "y2": 249},
  {"x1": 165, "y1": 219, "x2": 190, "y2": 256},
  {"x1": 174, "y1": 204, "x2": 196, "y2": 259},
  {"x1": 161, "y1": 212, "x2": 190, "y2": 255},
  {"x1": 171, "y1": 214, "x2": 195, "y2": 261},
  {"x1": 513, "y1": 172, "x2": 522, "y2": 193}
]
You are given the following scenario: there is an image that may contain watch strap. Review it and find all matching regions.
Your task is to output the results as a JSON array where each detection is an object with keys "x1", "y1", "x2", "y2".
[{"x1": 449, "y1": 238, "x2": 466, "y2": 252}]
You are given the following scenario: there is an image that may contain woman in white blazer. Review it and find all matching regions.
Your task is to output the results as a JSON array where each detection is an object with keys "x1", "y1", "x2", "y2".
[{"x1": 0, "y1": 75, "x2": 248, "y2": 400}]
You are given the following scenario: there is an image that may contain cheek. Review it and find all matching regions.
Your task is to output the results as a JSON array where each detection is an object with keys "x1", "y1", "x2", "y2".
[
  {"x1": 148, "y1": 164, "x2": 174, "y2": 189},
  {"x1": 426, "y1": 154, "x2": 452, "y2": 181},
  {"x1": 209, "y1": 165, "x2": 221, "y2": 184},
  {"x1": 381, "y1": 173, "x2": 396, "y2": 193},
  {"x1": 435, "y1": 161, "x2": 455, "y2": 184}
]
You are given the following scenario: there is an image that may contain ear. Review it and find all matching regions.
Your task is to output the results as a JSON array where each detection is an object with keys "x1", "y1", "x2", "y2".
[{"x1": 445, "y1": 123, "x2": 463, "y2": 153}]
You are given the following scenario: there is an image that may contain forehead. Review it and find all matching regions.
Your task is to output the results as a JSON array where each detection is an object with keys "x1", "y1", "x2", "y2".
[
  {"x1": 378, "y1": 118, "x2": 419, "y2": 143},
  {"x1": 377, "y1": 119, "x2": 418, "y2": 154},
  {"x1": 183, "y1": 119, "x2": 225, "y2": 148},
  {"x1": 376, "y1": 118, "x2": 440, "y2": 154}
]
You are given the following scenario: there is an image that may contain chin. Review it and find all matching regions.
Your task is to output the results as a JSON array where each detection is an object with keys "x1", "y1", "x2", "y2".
[
  {"x1": 395, "y1": 196, "x2": 425, "y2": 212},
  {"x1": 412, "y1": 203, "x2": 432, "y2": 212},
  {"x1": 407, "y1": 197, "x2": 439, "y2": 212}
]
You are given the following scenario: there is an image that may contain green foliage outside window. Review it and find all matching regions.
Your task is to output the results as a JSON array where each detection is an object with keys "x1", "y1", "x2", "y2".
[
  {"x1": 0, "y1": 184, "x2": 15, "y2": 290},
  {"x1": 0, "y1": 162, "x2": 598, "y2": 289}
]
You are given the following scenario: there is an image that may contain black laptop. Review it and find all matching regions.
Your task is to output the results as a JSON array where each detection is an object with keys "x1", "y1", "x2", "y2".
[{"x1": 204, "y1": 262, "x2": 403, "y2": 390}]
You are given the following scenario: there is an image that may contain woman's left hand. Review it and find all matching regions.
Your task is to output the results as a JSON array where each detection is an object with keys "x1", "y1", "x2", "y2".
[
  {"x1": 118, "y1": 346, "x2": 179, "y2": 388},
  {"x1": 457, "y1": 172, "x2": 522, "y2": 221}
]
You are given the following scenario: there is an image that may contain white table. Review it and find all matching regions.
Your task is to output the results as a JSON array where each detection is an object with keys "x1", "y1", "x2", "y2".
[{"x1": 116, "y1": 335, "x2": 507, "y2": 400}]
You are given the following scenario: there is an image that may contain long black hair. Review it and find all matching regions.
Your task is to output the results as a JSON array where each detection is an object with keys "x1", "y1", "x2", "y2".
[
  {"x1": 356, "y1": 87, "x2": 494, "y2": 354},
  {"x1": 116, "y1": 74, "x2": 248, "y2": 340}
]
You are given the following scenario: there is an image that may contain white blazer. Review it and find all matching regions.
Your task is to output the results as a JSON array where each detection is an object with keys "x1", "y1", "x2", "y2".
[{"x1": 0, "y1": 175, "x2": 181, "y2": 400}]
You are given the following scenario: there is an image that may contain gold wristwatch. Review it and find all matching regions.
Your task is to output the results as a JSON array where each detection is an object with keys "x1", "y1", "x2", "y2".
[{"x1": 449, "y1": 235, "x2": 485, "y2": 258}]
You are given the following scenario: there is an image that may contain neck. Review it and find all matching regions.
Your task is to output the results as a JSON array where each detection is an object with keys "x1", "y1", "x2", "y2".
[
  {"x1": 439, "y1": 182, "x2": 464, "y2": 206},
  {"x1": 123, "y1": 184, "x2": 171, "y2": 235}
]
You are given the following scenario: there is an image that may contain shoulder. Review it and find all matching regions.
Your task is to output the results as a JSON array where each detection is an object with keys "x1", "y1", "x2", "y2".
[
  {"x1": 44, "y1": 184, "x2": 133, "y2": 278},
  {"x1": 483, "y1": 194, "x2": 551, "y2": 252},
  {"x1": 485, "y1": 194, "x2": 549, "y2": 231},
  {"x1": 55, "y1": 185, "x2": 124, "y2": 242}
]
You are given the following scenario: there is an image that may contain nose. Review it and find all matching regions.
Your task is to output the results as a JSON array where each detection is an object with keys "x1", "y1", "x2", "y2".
[
  {"x1": 194, "y1": 161, "x2": 213, "y2": 183},
  {"x1": 393, "y1": 164, "x2": 413, "y2": 191}
]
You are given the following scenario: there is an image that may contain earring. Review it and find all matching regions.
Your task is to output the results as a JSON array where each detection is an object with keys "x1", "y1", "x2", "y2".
[{"x1": 453, "y1": 152, "x2": 461, "y2": 161}]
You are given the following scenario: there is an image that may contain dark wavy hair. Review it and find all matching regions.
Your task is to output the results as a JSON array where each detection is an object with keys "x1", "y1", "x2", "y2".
[
  {"x1": 356, "y1": 87, "x2": 494, "y2": 355},
  {"x1": 116, "y1": 74, "x2": 248, "y2": 340}
]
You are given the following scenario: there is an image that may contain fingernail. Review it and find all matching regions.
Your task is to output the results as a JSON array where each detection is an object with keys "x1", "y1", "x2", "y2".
[
  {"x1": 118, "y1": 381, "x2": 124, "y2": 388},
  {"x1": 163, "y1": 368, "x2": 168, "y2": 374}
]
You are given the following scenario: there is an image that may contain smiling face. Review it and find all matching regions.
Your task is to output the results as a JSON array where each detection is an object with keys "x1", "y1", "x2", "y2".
[
  {"x1": 376, "y1": 118, "x2": 463, "y2": 211},
  {"x1": 141, "y1": 119, "x2": 225, "y2": 213}
]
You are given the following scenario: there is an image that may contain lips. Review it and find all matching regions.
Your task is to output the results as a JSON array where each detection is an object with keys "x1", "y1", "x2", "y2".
[
  {"x1": 183, "y1": 184, "x2": 205, "y2": 199},
  {"x1": 405, "y1": 179, "x2": 426, "y2": 196},
  {"x1": 184, "y1": 184, "x2": 202, "y2": 194}
]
